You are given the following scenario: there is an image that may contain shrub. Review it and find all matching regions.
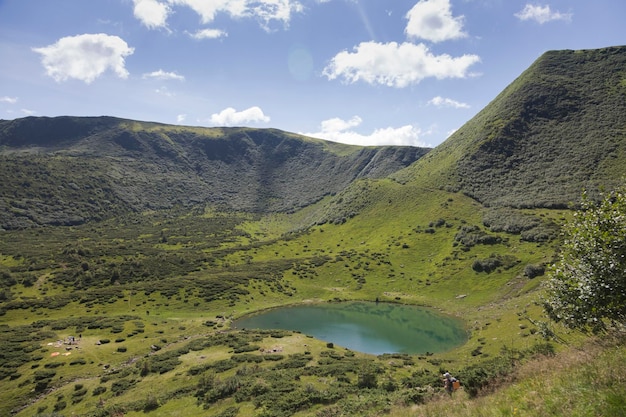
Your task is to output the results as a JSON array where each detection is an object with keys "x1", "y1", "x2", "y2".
[
  {"x1": 34, "y1": 369, "x2": 56, "y2": 380},
  {"x1": 216, "y1": 406, "x2": 240, "y2": 417},
  {"x1": 455, "y1": 225, "x2": 502, "y2": 249},
  {"x1": 472, "y1": 258, "x2": 501, "y2": 273},
  {"x1": 472, "y1": 254, "x2": 519, "y2": 273},
  {"x1": 357, "y1": 369, "x2": 378, "y2": 389},
  {"x1": 111, "y1": 379, "x2": 136, "y2": 396},
  {"x1": 93, "y1": 385, "x2": 107, "y2": 396},
  {"x1": 53, "y1": 400, "x2": 67, "y2": 412},
  {"x1": 143, "y1": 394, "x2": 159, "y2": 411},
  {"x1": 545, "y1": 187, "x2": 626, "y2": 333},
  {"x1": 523, "y1": 263, "x2": 545, "y2": 278},
  {"x1": 458, "y1": 355, "x2": 513, "y2": 397}
]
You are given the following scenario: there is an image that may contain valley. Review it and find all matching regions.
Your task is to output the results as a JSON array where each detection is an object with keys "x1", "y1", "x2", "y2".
[{"x1": 1, "y1": 45, "x2": 626, "y2": 416}]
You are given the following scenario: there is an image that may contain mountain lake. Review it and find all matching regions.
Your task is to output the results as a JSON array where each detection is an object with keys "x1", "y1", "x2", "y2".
[{"x1": 232, "y1": 301, "x2": 467, "y2": 355}]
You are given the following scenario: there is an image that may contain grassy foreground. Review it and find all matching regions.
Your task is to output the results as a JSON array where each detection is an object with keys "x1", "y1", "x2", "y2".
[
  {"x1": 388, "y1": 335, "x2": 626, "y2": 417},
  {"x1": 0, "y1": 184, "x2": 622, "y2": 416}
]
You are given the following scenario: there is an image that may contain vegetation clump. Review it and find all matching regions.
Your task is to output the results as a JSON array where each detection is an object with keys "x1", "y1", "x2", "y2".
[{"x1": 545, "y1": 187, "x2": 626, "y2": 333}]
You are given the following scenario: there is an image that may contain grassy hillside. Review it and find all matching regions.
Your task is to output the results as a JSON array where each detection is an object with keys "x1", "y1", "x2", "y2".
[
  {"x1": 397, "y1": 45, "x2": 626, "y2": 207},
  {"x1": 0, "y1": 187, "x2": 565, "y2": 417},
  {"x1": 0, "y1": 117, "x2": 428, "y2": 229},
  {"x1": 1, "y1": 45, "x2": 626, "y2": 417}
]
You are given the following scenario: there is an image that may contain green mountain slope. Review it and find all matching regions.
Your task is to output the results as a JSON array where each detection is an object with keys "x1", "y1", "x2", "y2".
[
  {"x1": 397, "y1": 45, "x2": 626, "y2": 208},
  {"x1": 1, "y1": 45, "x2": 626, "y2": 417},
  {"x1": 0, "y1": 117, "x2": 428, "y2": 229}
]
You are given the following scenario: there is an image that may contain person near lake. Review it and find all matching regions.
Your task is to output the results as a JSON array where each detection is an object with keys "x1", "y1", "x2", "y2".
[{"x1": 443, "y1": 372, "x2": 459, "y2": 394}]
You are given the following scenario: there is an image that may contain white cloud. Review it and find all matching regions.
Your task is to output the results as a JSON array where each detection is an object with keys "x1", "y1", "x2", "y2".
[
  {"x1": 177, "y1": 114, "x2": 187, "y2": 123},
  {"x1": 209, "y1": 106, "x2": 270, "y2": 126},
  {"x1": 168, "y1": 0, "x2": 244, "y2": 23},
  {"x1": 303, "y1": 116, "x2": 428, "y2": 147},
  {"x1": 161, "y1": 0, "x2": 303, "y2": 31},
  {"x1": 189, "y1": 28, "x2": 228, "y2": 40},
  {"x1": 0, "y1": 96, "x2": 18, "y2": 104},
  {"x1": 405, "y1": 0, "x2": 467, "y2": 42},
  {"x1": 133, "y1": 0, "x2": 171, "y2": 29},
  {"x1": 142, "y1": 69, "x2": 185, "y2": 81},
  {"x1": 323, "y1": 41, "x2": 480, "y2": 88},
  {"x1": 428, "y1": 96, "x2": 470, "y2": 109},
  {"x1": 515, "y1": 4, "x2": 572, "y2": 24},
  {"x1": 32, "y1": 34, "x2": 134, "y2": 84}
]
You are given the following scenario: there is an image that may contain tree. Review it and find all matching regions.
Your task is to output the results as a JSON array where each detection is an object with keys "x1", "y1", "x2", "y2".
[{"x1": 544, "y1": 187, "x2": 626, "y2": 333}]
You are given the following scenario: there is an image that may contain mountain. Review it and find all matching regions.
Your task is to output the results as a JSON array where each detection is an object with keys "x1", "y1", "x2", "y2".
[
  {"x1": 3, "y1": 46, "x2": 625, "y2": 232},
  {"x1": 1, "y1": 45, "x2": 626, "y2": 417},
  {"x1": 0, "y1": 117, "x2": 428, "y2": 229},
  {"x1": 397, "y1": 45, "x2": 626, "y2": 208}
]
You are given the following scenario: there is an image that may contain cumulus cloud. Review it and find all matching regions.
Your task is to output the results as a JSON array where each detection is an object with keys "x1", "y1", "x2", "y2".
[
  {"x1": 142, "y1": 69, "x2": 185, "y2": 80},
  {"x1": 32, "y1": 34, "x2": 134, "y2": 84},
  {"x1": 177, "y1": 114, "x2": 187, "y2": 123},
  {"x1": 428, "y1": 96, "x2": 469, "y2": 109},
  {"x1": 209, "y1": 106, "x2": 270, "y2": 126},
  {"x1": 138, "y1": 0, "x2": 304, "y2": 31},
  {"x1": 189, "y1": 28, "x2": 228, "y2": 40},
  {"x1": 0, "y1": 96, "x2": 18, "y2": 104},
  {"x1": 323, "y1": 41, "x2": 480, "y2": 88},
  {"x1": 405, "y1": 0, "x2": 467, "y2": 42},
  {"x1": 133, "y1": 0, "x2": 171, "y2": 29},
  {"x1": 303, "y1": 116, "x2": 428, "y2": 147},
  {"x1": 515, "y1": 4, "x2": 572, "y2": 24}
]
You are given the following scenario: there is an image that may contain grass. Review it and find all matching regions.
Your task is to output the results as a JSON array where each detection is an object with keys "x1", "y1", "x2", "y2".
[
  {"x1": 0, "y1": 191, "x2": 572, "y2": 416},
  {"x1": 387, "y1": 335, "x2": 626, "y2": 417},
  {"x1": 3, "y1": 46, "x2": 626, "y2": 416},
  {"x1": 0, "y1": 182, "x2": 621, "y2": 417}
]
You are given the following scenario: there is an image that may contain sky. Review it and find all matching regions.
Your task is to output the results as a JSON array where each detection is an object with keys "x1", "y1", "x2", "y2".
[{"x1": 0, "y1": 1, "x2": 624, "y2": 148}]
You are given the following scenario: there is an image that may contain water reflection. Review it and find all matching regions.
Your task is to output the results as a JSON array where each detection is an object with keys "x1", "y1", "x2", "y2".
[{"x1": 233, "y1": 301, "x2": 466, "y2": 355}]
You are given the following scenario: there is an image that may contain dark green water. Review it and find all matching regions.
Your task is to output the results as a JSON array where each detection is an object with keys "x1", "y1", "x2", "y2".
[{"x1": 233, "y1": 302, "x2": 467, "y2": 355}]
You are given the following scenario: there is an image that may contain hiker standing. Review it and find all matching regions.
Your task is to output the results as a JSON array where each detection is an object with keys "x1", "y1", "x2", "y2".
[{"x1": 443, "y1": 372, "x2": 458, "y2": 394}]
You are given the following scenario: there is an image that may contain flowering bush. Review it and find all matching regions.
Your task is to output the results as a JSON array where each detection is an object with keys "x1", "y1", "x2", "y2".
[{"x1": 544, "y1": 186, "x2": 626, "y2": 333}]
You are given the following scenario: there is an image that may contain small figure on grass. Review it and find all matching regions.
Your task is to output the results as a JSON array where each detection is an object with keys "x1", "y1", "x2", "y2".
[{"x1": 443, "y1": 372, "x2": 460, "y2": 395}]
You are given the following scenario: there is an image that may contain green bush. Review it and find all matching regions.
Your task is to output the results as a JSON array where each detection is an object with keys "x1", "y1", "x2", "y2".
[
  {"x1": 545, "y1": 187, "x2": 626, "y2": 333},
  {"x1": 92, "y1": 385, "x2": 107, "y2": 396},
  {"x1": 523, "y1": 263, "x2": 545, "y2": 278},
  {"x1": 216, "y1": 406, "x2": 240, "y2": 417},
  {"x1": 357, "y1": 370, "x2": 378, "y2": 389},
  {"x1": 472, "y1": 254, "x2": 519, "y2": 273},
  {"x1": 458, "y1": 355, "x2": 514, "y2": 397},
  {"x1": 143, "y1": 394, "x2": 159, "y2": 411},
  {"x1": 53, "y1": 400, "x2": 67, "y2": 412},
  {"x1": 454, "y1": 225, "x2": 502, "y2": 249},
  {"x1": 472, "y1": 258, "x2": 501, "y2": 273},
  {"x1": 111, "y1": 379, "x2": 136, "y2": 396}
]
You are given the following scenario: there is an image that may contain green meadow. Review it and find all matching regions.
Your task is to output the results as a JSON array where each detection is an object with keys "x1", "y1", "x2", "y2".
[
  {"x1": 0, "y1": 184, "x2": 594, "y2": 417},
  {"x1": 2, "y1": 45, "x2": 626, "y2": 416}
]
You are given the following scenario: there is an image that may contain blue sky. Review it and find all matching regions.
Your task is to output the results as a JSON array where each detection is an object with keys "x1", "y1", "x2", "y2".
[{"x1": 0, "y1": 0, "x2": 624, "y2": 147}]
